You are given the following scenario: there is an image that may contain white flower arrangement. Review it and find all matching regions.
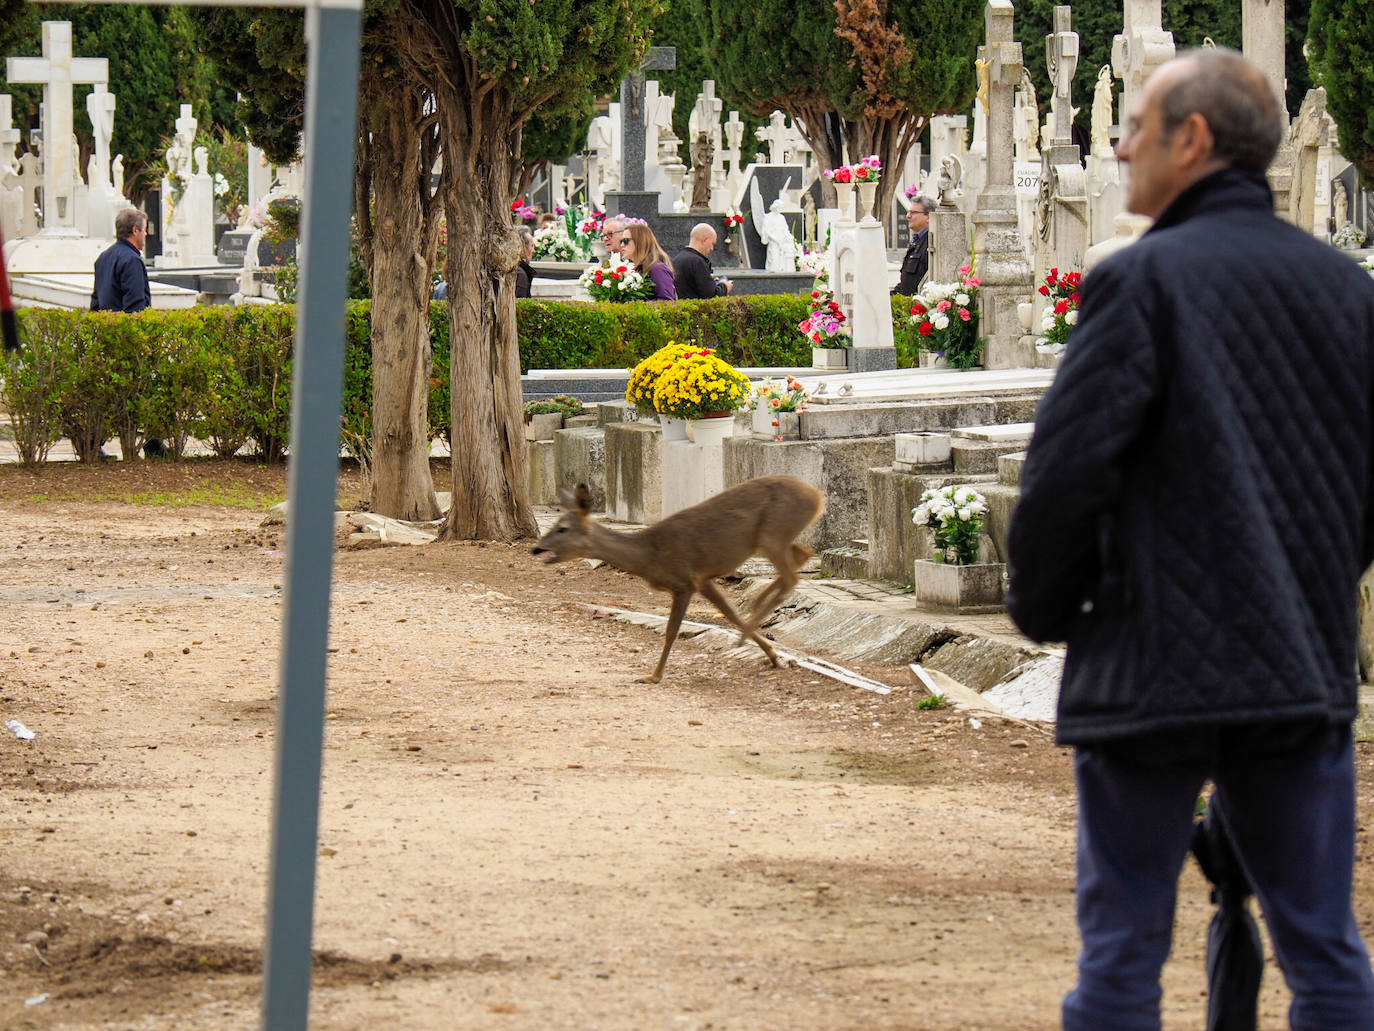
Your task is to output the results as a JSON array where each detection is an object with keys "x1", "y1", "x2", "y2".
[
  {"x1": 798, "y1": 249, "x2": 829, "y2": 279},
  {"x1": 533, "y1": 225, "x2": 581, "y2": 262},
  {"x1": 1334, "y1": 222, "x2": 1367, "y2": 250},
  {"x1": 213, "y1": 172, "x2": 230, "y2": 199},
  {"x1": 912, "y1": 484, "x2": 989, "y2": 566},
  {"x1": 578, "y1": 261, "x2": 654, "y2": 302}
]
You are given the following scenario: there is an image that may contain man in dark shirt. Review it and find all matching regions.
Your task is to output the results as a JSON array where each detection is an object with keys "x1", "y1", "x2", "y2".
[
  {"x1": 673, "y1": 223, "x2": 733, "y2": 300},
  {"x1": 91, "y1": 207, "x2": 151, "y2": 313},
  {"x1": 893, "y1": 196, "x2": 931, "y2": 295}
]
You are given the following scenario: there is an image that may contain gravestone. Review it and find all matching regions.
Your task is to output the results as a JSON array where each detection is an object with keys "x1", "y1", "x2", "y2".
[
  {"x1": 1242, "y1": 0, "x2": 1286, "y2": 111},
  {"x1": 0, "y1": 94, "x2": 24, "y2": 243},
  {"x1": 972, "y1": 0, "x2": 1035, "y2": 369},
  {"x1": 1087, "y1": 65, "x2": 1122, "y2": 246},
  {"x1": 831, "y1": 176, "x2": 895, "y2": 371},
  {"x1": 4, "y1": 21, "x2": 110, "y2": 272},
  {"x1": 735, "y1": 164, "x2": 804, "y2": 269},
  {"x1": 1034, "y1": 6, "x2": 1089, "y2": 284},
  {"x1": 1106, "y1": 0, "x2": 1173, "y2": 247}
]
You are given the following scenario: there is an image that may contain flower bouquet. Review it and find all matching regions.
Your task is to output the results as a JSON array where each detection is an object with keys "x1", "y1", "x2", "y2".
[
  {"x1": 533, "y1": 225, "x2": 581, "y2": 263},
  {"x1": 625, "y1": 341, "x2": 698, "y2": 415},
  {"x1": 1035, "y1": 266, "x2": 1082, "y2": 352},
  {"x1": 909, "y1": 264, "x2": 981, "y2": 369},
  {"x1": 510, "y1": 199, "x2": 538, "y2": 223},
  {"x1": 754, "y1": 376, "x2": 811, "y2": 442},
  {"x1": 651, "y1": 349, "x2": 754, "y2": 420},
  {"x1": 912, "y1": 485, "x2": 989, "y2": 565},
  {"x1": 822, "y1": 156, "x2": 883, "y2": 184},
  {"x1": 579, "y1": 261, "x2": 655, "y2": 303},
  {"x1": 722, "y1": 206, "x2": 745, "y2": 247},
  {"x1": 799, "y1": 290, "x2": 851, "y2": 348}
]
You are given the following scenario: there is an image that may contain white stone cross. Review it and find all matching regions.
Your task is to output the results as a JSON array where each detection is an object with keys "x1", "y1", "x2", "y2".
[
  {"x1": 1110, "y1": 0, "x2": 1174, "y2": 126},
  {"x1": 757, "y1": 110, "x2": 791, "y2": 165},
  {"x1": 6, "y1": 21, "x2": 108, "y2": 231},
  {"x1": 688, "y1": 80, "x2": 723, "y2": 164},
  {"x1": 1242, "y1": 0, "x2": 1286, "y2": 112},
  {"x1": 1046, "y1": 5, "x2": 1079, "y2": 146}
]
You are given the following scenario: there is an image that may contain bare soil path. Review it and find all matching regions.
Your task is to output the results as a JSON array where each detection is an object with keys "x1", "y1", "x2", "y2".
[{"x1": 1, "y1": 461, "x2": 1372, "y2": 1031}]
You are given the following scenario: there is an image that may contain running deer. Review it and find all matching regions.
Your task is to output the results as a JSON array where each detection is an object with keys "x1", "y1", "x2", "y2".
[{"x1": 532, "y1": 475, "x2": 825, "y2": 683}]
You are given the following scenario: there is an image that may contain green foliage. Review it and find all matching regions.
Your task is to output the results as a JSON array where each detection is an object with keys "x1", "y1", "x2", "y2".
[
  {"x1": 524, "y1": 394, "x2": 584, "y2": 420},
  {"x1": 915, "y1": 693, "x2": 948, "y2": 711},
  {"x1": 1308, "y1": 0, "x2": 1374, "y2": 181},
  {"x1": 0, "y1": 6, "x2": 227, "y2": 196}
]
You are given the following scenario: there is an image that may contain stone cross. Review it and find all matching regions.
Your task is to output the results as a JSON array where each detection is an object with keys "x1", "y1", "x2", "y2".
[
  {"x1": 757, "y1": 111, "x2": 791, "y2": 165},
  {"x1": 6, "y1": 21, "x2": 108, "y2": 231},
  {"x1": 617, "y1": 46, "x2": 675, "y2": 193},
  {"x1": 1046, "y1": 5, "x2": 1078, "y2": 147},
  {"x1": 975, "y1": 0, "x2": 1021, "y2": 199},
  {"x1": 1110, "y1": 0, "x2": 1174, "y2": 127},
  {"x1": 1242, "y1": 0, "x2": 1286, "y2": 111},
  {"x1": 688, "y1": 80, "x2": 723, "y2": 162}
]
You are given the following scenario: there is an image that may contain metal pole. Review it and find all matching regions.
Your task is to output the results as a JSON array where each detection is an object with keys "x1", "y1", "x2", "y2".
[{"x1": 260, "y1": 3, "x2": 362, "y2": 1028}]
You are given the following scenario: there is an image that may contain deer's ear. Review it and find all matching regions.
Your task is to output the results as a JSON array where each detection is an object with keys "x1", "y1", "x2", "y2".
[
  {"x1": 574, "y1": 484, "x2": 593, "y2": 512},
  {"x1": 557, "y1": 486, "x2": 578, "y2": 510}
]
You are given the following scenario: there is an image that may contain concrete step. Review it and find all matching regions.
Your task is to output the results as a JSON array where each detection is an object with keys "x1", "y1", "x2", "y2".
[
  {"x1": 819, "y1": 544, "x2": 870, "y2": 580},
  {"x1": 998, "y1": 451, "x2": 1027, "y2": 487},
  {"x1": 951, "y1": 439, "x2": 1031, "y2": 475}
]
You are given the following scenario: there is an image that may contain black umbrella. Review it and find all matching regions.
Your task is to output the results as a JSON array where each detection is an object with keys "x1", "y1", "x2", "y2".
[{"x1": 1191, "y1": 795, "x2": 1264, "y2": 1031}]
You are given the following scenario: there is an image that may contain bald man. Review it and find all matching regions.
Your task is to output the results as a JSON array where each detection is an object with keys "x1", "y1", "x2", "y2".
[
  {"x1": 672, "y1": 223, "x2": 733, "y2": 300},
  {"x1": 1008, "y1": 48, "x2": 1374, "y2": 1030}
]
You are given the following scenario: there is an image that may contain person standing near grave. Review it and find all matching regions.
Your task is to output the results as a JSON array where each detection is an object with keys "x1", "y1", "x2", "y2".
[
  {"x1": 1006, "y1": 48, "x2": 1374, "y2": 1031},
  {"x1": 618, "y1": 222, "x2": 675, "y2": 300},
  {"x1": 600, "y1": 215, "x2": 627, "y2": 258},
  {"x1": 515, "y1": 226, "x2": 536, "y2": 299},
  {"x1": 893, "y1": 196, "x2": 931, "y2": 295},
  {"x1": 673, "y1": 223, "x2": 732, "y2": 299},
  {"x1": 90, "y1": 207, "x2": 151, "y2": 313}
]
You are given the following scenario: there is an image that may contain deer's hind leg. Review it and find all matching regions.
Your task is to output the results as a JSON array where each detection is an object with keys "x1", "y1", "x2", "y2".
[
  {"x1": 698, "y1": 579, "x2": 782, "y2": 668},
  {"x1": 739, "y1": 542, "x2": 812, "y2": 639},
  {"x1": 639, "y1": 589, "x2": 692, "y2": 684}
]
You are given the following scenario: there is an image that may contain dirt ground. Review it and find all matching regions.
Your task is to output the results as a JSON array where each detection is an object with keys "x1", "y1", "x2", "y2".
[{"x1": 1, "y1": 459, "x2": 1372, "y2": 1031}]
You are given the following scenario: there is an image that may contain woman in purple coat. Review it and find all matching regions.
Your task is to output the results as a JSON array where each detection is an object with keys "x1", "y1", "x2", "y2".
[{"x1": 618, "y1": 222, "x2": 676, "y2": 300}]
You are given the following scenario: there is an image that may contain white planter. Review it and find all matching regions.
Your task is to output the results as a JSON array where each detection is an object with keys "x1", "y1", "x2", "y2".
[
  {"x1": 913, "y1": 559, "x2": 1006, "y2": 613},
  {"x1": 812, "y1": 347, "x2": 849, "y2": 370},
  {"x1": 685, "y1": 415, "x2": 735, "y2": 446},
  {"x1": 751, "y1": 407, "x2": 802, "y2": 439},
  {"x1": 524, "y1": 412, "x2": 564, "y2": 441},
  {"x1": 833, "y1": 181, "x2": 856, "y2": 222},
  {"x1": 857, "y1": 180, "x2": 879, "y2": 223},
  {"x1": 658, "y1": 414, "x2": 689, "y2": 442},
  {"x1": 918, "y1": 351, "x2": 952, "y2": 369}
]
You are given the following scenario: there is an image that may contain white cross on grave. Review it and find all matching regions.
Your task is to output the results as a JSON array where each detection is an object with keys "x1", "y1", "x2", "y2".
[
  {"x1": 0, "y1": 94, "x2": 21, "y2": 175},
  {"x1": 1110, "y1": 0, "x2": 1174, "y2": 126},
  {"x1": 757, "y1": 111, "x2": 791, "y2": 166},
  {"x1": 6, "y1": 21, "x2": 108, "y2": 232}
]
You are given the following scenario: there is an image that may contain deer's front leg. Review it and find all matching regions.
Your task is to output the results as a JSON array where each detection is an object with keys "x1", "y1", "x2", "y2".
[{"x1": 639, "y1": 590, "x2": 692, "y2": 684}]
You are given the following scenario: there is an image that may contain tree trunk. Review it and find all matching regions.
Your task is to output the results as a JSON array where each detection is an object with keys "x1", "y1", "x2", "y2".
[
  {"x1": 435, "y1": 88, "x2": 538, "y2": 542},
  {"x1": 364, "y1": 87, "x2": 441, "y2": 521}
]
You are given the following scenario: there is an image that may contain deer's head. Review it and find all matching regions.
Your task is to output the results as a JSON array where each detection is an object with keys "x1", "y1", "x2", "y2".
[{"x1": 531, "y1": 484, "x2": 594, "y2": 565}]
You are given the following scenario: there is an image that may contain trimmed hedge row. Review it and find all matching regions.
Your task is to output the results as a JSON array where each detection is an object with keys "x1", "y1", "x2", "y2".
[{"x1": 2, "y1": 295, "x2": 924, "y2": 464}]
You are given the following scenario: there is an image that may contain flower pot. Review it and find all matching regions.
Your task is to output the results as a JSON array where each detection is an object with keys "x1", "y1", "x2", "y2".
[
  {"x1": 685, "y1": 413, "x2": 735, "y2": 445},
  {"x1": 918, "y1": 351, "x2": 952, "y2": 369},
  {"x1": 524, "y1": 412, "x2": 564, "y2": 441},
  {"x1": 813, "y1": 346, "x2": 849, "y2": 370},
  {"x1": 658, "y1": 414, "x2": 689, "y2": 442},
  {"x1": 913, "y1": 559, "x2": 1006, "y2": 613},
  {"x1": 751, "y1": 407, "x2": 801, "y2": 439},
  {"x1": 833, "y1": 181, "x2": 856, "y2": 222},
  {"x1": 857, "y1": 181, "x2": 879, "y2": 223}
]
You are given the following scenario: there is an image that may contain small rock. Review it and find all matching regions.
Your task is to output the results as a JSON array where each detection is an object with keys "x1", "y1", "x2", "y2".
[
  {"x1": 23, "y1": 930, "x2": 48, "y2": 949},
  {"x1": 1009, "y1": 738, "x2": 1030, "y2": 749}
]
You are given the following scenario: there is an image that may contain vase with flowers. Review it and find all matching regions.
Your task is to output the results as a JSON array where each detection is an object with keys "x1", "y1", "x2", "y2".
[
  {"x1": 751, "y1": 376, "x2": 811, "y2": 440},
  {"x1": 650, "y1": 348, "x2": 754, "y2": 444},
  {"x1": 909, "y1": 264, "x2": 982, "y2": 370},
  {"x1": 911, "y1": 484, "x2": 1004, "y2": 611},
  {"x1": 626, "y1": 341, "x2": 698, "y2": 438},
  {"x1": 799, "y1": 288, "x2": 851, "y2": 368},
  {"x1": 1034, "y1": 266, "x2": 1082, "y2": 354}
]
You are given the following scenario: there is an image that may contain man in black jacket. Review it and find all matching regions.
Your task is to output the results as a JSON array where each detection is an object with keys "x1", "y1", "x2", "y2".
[
  {"x1": 1007, "y1": 49, "x2": 1374, "y2": 1031},
  {"x1": 91, "y1": 207, "x2": 151, "y2": 313},
  {"x1": 673, "y1": 223, "x2": 732, "y2": 300},
  {"x1": 892, "y1": 196, "x2": 930, "y2": 295}
]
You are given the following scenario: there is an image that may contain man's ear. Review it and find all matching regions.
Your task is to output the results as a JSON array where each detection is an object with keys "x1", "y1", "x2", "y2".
[{"x1": 1175, "y1": 111, "x2": 1218, "y2": 169}]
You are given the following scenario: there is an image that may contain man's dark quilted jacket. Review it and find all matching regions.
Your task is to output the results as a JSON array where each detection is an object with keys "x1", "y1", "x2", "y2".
[{"x1": 1006, "y1": 168, "x2": 1374, "y2": 744}]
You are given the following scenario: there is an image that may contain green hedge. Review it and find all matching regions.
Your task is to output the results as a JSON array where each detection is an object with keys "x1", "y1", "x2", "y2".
[{"x1": 1, "y1": 295, "x2": 923, "y2": 465}]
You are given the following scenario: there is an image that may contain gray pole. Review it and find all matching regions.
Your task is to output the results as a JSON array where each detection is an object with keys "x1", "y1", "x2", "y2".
[{"x1": 260, "y1": 2, "x2": 362, "y2": 1028}]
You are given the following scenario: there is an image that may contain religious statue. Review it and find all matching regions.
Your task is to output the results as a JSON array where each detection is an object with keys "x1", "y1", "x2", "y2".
[
  {"x1": 1014, "y1": 68, "x2": 1041, "y2": 163},
  {"x1": 194, "y1": 145, "x2": 209, "y2": 179},
  {"x1": 112, "y1": 155, "x2": 125, "y2": 198},
  {"x1": 936, "y1": 155, "x2": 963, "y2": 207},
  {"x1": 1091, "y1": 65, "x2": 1115, "y2": 160},
  {"x1": 86, "y1": 87, "x2": 115, "y2": 189},
  {"x1": 1333, "y1": 180, "x2": 1349, "y2": 236},
  {"x1": 690, "y1": 131, "x2": 714, "y2": 211},
  {"x1": 750, "y1": 177, "x2": 798, "y2": 273}
]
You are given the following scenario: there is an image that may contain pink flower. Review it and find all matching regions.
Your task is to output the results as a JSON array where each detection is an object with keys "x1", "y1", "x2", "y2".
[
  {"x1": 967, "y1": 276, "x2": 981, "y2": 287},
  {"x1": 959, "y1": 308, "x2": 972, "y2": 322},
  {"x1": 958, "y1": 264, "x2": 972, "y2": 275},
  {"x1": 834, "y1": 166, "x2": 853, "y2": 184},
  {"x1": 799, "y1": 319, "x2": 813, "y2": 333},
  {"x1": 937, "y1": 299, "x2": 953, "y2": 312},
  {"x1": 770, "y1": 398, "x2": 781, "y2": 409}
]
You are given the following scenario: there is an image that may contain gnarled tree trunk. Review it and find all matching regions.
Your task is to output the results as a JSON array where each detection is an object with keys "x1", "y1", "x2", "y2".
[
  {"x1": 433, "y1": 85, "x2": 537, "y2": 542},
  {"x1": 356, "y1": 75, "x2": 443, "y2": 521}
]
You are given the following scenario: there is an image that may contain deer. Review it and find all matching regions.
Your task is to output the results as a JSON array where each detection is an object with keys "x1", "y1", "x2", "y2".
[{"x1": 532, "y1": 475, "x2": 825, "y2": 684}]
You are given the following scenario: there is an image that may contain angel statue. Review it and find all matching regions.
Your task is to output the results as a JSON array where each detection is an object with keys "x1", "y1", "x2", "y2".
[{"x1": 750, "y1": 177, "x2": 798, "y2": 273}]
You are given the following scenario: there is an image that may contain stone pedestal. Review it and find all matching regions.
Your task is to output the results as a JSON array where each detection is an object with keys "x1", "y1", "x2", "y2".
[
  {"x1": 850, "y1": 348, "x2": 898, "y2": 373},
  {"x1": 662, "y1": 439, "x2": 724, "y2": 518},
  {"x1": 913, "y1": 559, "x2": 1006, "y2": 613}
]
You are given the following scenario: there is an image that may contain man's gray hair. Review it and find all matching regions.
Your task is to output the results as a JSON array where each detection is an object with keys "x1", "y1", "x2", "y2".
[
  {"x1": 1159, "y1": 48, "x2": 1284, "y2": 173},
  {"x1": 114, "y1": 207, "x2": 147, "y2": 240},
  {"x1": 910, "y1": 196, "x2": 935, "y2": 215},
  {"x1": 516, "y1": 226, "x2": 535, "y2": 246}
]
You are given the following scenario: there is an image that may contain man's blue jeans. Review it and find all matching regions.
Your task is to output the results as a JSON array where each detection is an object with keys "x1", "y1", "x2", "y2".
[{"x1": 1063, "y1": 722, "x2": 1374, "y2": 1031}]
